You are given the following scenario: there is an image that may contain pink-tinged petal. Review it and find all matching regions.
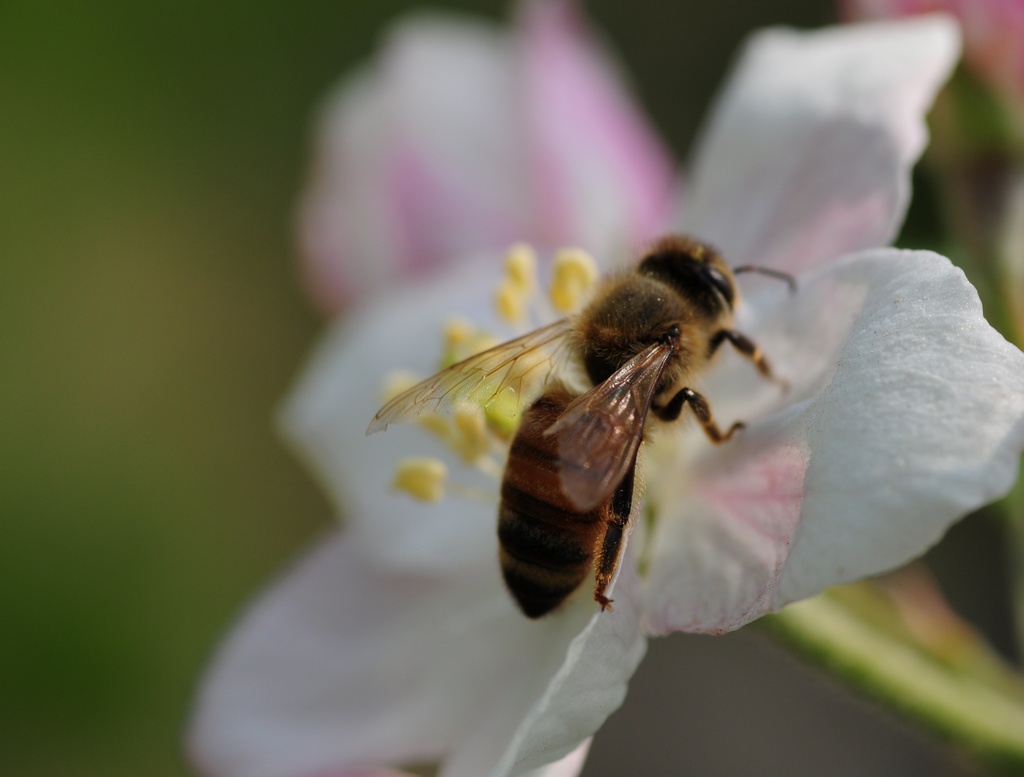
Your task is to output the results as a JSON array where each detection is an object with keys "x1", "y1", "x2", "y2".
[
  {"x1": 954, "y1": 0, "x2": 1024, "y2": 104},
  {"x1": 297, "y1": 3, "x2": 678, "y2": 314},
  {"x1": 680, "y1": 16, "x2": 960, "y2": 274},
  {"x1": 279, "y1": 259, "x2": 506, "y2": 573},
  {"x1": 844, "y1": 0, "x2": 1024, "y2": 105},
  {"x1": 517, "y1": 0, "x2": 677, "y2": 258},
  {"x1": 297, "y1": 16, "x2": 534, "y2": 313},
  {"x1": 842, "y1": 0, "x2": 940, "y2": 17},
  {"x1": 643, "y1": 249, "x2": 1024, "y2": 634},
  {"x1": 188, "y1": 531, "x2": 614, "y2": 777},
  {"x1": 641, "y1": 423, "x2": 810, "y2": 635}
]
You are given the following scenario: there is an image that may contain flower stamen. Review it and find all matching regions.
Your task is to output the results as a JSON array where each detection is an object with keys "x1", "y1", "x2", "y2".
[
  {"x1": 505, "y1": 242, "x2": 538, "y2": 293},
  {"x1": 452, "y1": 408, "x2": 491, "y2": 462},
  {"x1": 380, "y1": 370, "x2": 420, "y2": 403},
  {"x1": 550, "y1": 247, "x2": 598, "y2": 313},
  {"x1": 383, "y1": 243, "x2": 598, "y2": 505},
  {"x1": 495, "y1": 243, "x2": 539, "y2": 325},
  {"x1": 442, "y1": 316, "x2": 499, "y2": 368},
  {"x1": 392, "y1": 457, "x2": 447, "y2": 502},
  {"x1": 495, "y1": 278, "x2": 528, "y2": 324}
]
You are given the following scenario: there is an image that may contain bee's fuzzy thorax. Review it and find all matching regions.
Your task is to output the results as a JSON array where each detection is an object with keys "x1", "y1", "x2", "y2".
[{"x1": 573, "y1": 271, "x2": 731, "y2": 392}]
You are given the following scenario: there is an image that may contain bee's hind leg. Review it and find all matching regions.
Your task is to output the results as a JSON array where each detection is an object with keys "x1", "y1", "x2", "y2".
[{"x1": 593, "y1": 448, "x2": 639, "y2": 612}]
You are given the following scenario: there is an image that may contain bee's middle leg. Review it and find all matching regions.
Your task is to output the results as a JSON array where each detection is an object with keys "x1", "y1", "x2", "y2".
[
  {"x1": 654, "y1": 387, "x2": 744, "y2": 443},
  {"x1": 710, "y1": 329, "x2": 780, "y2": 384}
]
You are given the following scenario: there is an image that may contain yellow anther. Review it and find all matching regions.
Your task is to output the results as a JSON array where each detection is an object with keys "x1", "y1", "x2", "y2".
[
  {"x1": 550, "y1": 247, "x2": 599, "y2": 312},
  {"x1": 380, "y1": 370, "x2": 420, "y2": 404},
  {"x1": 441, "y1": 318, "x2": 478, "y2": 368},
  {"x1": 392, "y1": 457, "x2": 447, "y2": 502},
  {"x1": 453, "y1": 408, "x2": 490, "y2": 462},
  {"x1": 417, "y1": 414, "x2": 450, "y2": 438},
  {"x1": 444, "y1": 317, "x2": 475, "y2": 349},
  {"x1": 495, "y1": 278, "x2": 527, "y2": 324},
  {"x1": 484, "y1": 388, "x2": 522, "y2": 440},
  {"x1": 466, "y1": 332, "x2": 499, "y2": 357},
  {"x1": 504, "y1": 243, "x2": 538, "y2": 292},
  {"x1": 441, "y1": 317, "x2": 501, "y2": 367}
]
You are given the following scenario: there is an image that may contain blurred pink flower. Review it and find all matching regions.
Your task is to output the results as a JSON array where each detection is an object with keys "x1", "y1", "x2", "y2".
[
  {"x1": 844, "y1": 0, "x2": 1024, "y2": 108},
  {"x1": 187, "y1": 6, "x2": 1024, "y2": 777}
]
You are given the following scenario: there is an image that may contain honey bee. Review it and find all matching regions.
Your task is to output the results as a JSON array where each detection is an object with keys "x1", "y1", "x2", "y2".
[{"x1": 368, "y1": 235, "x2": 793, "y2": 618}]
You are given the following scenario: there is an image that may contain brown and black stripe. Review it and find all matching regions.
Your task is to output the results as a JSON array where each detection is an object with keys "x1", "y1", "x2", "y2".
[{"x1": 497, "y1": 389, "x2": 614, "y2": 618}]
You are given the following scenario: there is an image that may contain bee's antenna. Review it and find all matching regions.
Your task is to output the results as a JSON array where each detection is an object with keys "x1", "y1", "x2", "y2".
[{"x1": 732, "y1": 265, "x2": 797, "y2": 293}]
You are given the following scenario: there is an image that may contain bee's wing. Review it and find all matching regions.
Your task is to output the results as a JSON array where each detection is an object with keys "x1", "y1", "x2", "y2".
[
  {"x1": 546, "y1": 342, "x2": 673, "y2": 512},
  {"x1": 367, "y1": 318, "x2": 575, "y2": 434}
]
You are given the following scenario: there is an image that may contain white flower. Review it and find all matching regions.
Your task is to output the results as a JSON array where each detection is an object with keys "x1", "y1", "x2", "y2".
[{"x1": 187, "y1": 5, "x2": 1024, "y2": 777}]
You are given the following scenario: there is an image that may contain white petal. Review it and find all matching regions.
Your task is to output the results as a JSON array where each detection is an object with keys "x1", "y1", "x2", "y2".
[
  {"x1": 488, "y1": 556, "x2": 646, "y2": 776},
  {"x1": 188, "y1": 532, "x2": 614, "y2": 777},
  {"x1": 643, "y1": 250, "x2": 1024, "y2": 633},
  {"x1": 777, "y1": 251, "x2": 1024, "y2": 603},
  {"x1": 437, "y1": 553, "x2": 643, "y2": 777},
  {"x1": 524, "y1": 739, "x2": 591, "y2": 777},
  {"x1": 681, "y1": 16, "x2": 960, "y2": 273},
  {"x1": 280, "y1": 260, "x2": 507, "y2": 572}
]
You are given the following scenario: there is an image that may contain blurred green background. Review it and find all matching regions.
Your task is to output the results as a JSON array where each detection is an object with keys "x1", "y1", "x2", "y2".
[{"x1": 2, "y1": 1, "x2": 996, "y2": 775}]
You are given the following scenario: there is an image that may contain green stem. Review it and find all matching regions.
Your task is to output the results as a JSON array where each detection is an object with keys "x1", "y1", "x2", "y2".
[{"x1": 762, "y1": 594, "x2": 1024, "y2": 772}]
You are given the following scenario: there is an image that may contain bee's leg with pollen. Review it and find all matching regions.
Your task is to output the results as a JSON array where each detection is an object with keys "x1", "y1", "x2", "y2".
[
  {"x1": 709, "y1": 329, "x2": 778, "y2": 382},
  {"x1": 654, "y1": 387, "x2": 744, "y2": 443},
  {"x1": 593, "y1": 449, "x2": 639, "y2": 612}
]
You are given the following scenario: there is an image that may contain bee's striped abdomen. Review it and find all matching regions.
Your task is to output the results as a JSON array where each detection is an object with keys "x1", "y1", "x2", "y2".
[{"x1": 498, "y1": 391, "x2": 607, "y2": 618}]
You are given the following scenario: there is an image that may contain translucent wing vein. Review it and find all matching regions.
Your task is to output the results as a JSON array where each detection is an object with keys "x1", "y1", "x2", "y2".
[
  {"x1": 367, "y1": 319, "x2": 575, "y2": 434},
  {"x1": 547, "y1": 343, "x2": 673, "y2": 510}
]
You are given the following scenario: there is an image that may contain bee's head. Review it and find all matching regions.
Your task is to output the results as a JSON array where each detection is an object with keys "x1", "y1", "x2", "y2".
[{"x1": 637, "y1": 235, "x2": 736, "y2": 316}]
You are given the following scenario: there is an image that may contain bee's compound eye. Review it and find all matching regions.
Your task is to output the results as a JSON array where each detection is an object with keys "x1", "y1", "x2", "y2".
[{"x1": 704, "y1": 267, "x2": 735, "y2": 309}]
